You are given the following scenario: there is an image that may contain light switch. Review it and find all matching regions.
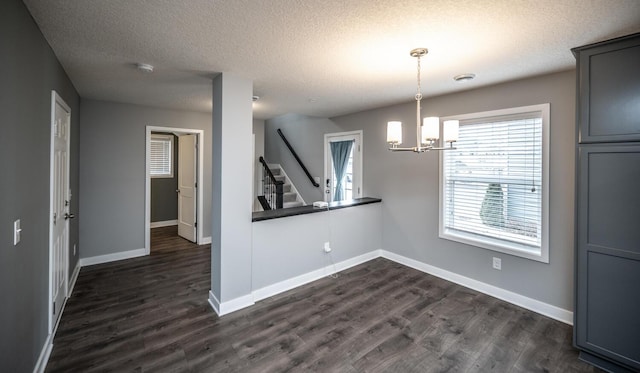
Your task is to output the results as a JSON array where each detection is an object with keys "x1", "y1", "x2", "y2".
[{"x1": 14, "y1": 219, "x2": 22, "y2": 245}]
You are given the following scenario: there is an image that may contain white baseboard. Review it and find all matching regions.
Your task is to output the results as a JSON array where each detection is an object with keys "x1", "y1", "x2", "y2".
[
  {"x1": 35, "y1": 260, "x2": 81, "y2": 372},
  {"x1": 201, "y1": 236, "x2": 212, "y2": 245},
  {"x1": 209, "y1": 290, "x2": 255, "y2": 317},
  {"x1": 208, "y1": 291, "x2": 221, "y2": 315},
  {"x1": 150, "y1": 220, "x2": 178, "y2": 228},
  {"x1": 33, "y1": 333, "x2": 52, "y2": 373},
  {"x1": 380, "y1": 250, "x2": 573, "y2": 325},
  {"x1": 209, "y1": 250, "x2": 381, "y2": 317},
  {"x1": 68, "y1": 262, "x2": 81, "y2": 296},
  {"x1": 252, "y1": 250, "x2": 381, "y2": 303},
  {"x1": 79, "y1": 248, "x2": 147, "y2": 267}
]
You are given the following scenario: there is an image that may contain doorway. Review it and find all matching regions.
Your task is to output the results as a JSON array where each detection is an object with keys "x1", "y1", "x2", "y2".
[
  {"x1": 324, "y1": 130, "x2": 363, "y2": 202},
  {"x1": 49, "y1": 91, "x2": 71, "y2": 333},
  {"x1": 145, "y1": 126, "x2": 204, "y2": 254}
]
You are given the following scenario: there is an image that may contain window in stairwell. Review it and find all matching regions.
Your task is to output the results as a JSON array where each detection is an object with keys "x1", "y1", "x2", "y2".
[{"x1": 324, "y1": 131, "x2": 363, "y2": 202}]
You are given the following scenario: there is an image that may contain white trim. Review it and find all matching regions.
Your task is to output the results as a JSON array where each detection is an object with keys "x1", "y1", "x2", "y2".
[
  {"x1": 79, "y1": 248, "x2": 147, "y2": 267},
  {"x1": 33, "y1": 334, "x2": 53, "y2": 373},
  {"x1": 150, "y1": 220, "x2": 178, "y2": 228},
  {"x1": 209, "y1": 290, "x2": 255, "y2": 316},
  {"x1": 438, "y1": 104, "x2": 550, "y2": 263},
  {"x1": 208, "y1": 290, "x2": 221, "y2": 314},
  {"x1": 209, "y1": 250, "x2": 381, "y2": 317},
  {"x1": 210, "y1": 248, "x2": 573, "y2": 324},
  {"x1": 201, "y1": 236, "x2": 212, "y2": 245},
  {"x1": 68, "y1": 262, "x2": 81, "y2": 297},
  {"x1": 380, "y1": 250, "x2": 573, "y2": 325},
  {"x1": 146, "y1": 126, "x2": 205, "y2": 252},
  {"x1": 253, "y1": 250, "x2": 380, "y2": 303},
  {"x1": 35, "y1": 261, "x2": 79, "y2": 373}
]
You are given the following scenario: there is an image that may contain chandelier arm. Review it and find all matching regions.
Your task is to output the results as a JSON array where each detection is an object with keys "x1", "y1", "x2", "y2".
[
  {"x1": 388, "y1": 147, "x2": 417, "y2": 151},
  {"x1": 388, "y1": 146, "x2": 427, "y2": 153}
]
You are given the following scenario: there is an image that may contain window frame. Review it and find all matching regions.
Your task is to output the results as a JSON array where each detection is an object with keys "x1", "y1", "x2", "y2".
[
  {"x1": 149, "y1": 133, "x2": 174, "y2": 178},
  {"x1": 438, "y1": 104, "x2": 550, "y2": 263}
]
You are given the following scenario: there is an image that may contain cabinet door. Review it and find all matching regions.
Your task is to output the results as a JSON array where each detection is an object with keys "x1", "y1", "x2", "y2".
[
  {"x1": 576, "y1": 144, "x2": 640, "y2": 370},
  {"x1": 575, "y1": 34, "x2": 640, "y2": 143}
]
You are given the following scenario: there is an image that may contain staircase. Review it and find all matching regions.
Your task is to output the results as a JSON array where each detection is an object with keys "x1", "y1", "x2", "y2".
[{"x1": 266, "y1": 164, "x2": 305, "y2": 209}]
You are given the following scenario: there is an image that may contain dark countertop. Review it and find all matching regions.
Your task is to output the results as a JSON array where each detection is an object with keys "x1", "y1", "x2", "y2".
[{"x1": 252, "y1": 197, "x2": 382, "y2": 222}]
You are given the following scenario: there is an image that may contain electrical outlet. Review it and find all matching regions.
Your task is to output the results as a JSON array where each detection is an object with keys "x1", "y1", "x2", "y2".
[
  {"x1": 492, "y1": 257, "x2": 502, "y2": 270},
  {"x1": 323, "y1": 242, "x2": 331, "y2": 253}
]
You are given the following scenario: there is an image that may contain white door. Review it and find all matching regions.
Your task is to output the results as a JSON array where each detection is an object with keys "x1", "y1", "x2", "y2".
[
  {"x1": 178, "y1": 134, "x2": 197, "y2": 242},
  {"x1": 50, "y1": 91, "x2": 70, "y2": 329},
  {"x1": 324, "y1": 131, "x2": 363, "y2": 202}
]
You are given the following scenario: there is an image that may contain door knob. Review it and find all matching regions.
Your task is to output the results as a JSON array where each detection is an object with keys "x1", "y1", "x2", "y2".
[
  {"x1": 64, "y1": 213, "x2": 75, "y2": 220},
  {"x1": 176, "y1": 189, "x2": 180, "y2": 193}
]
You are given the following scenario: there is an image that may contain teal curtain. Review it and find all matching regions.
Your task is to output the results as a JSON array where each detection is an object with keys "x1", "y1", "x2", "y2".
[{"x1": 330, "y1": 140, "x2": 354, "y2": 201}]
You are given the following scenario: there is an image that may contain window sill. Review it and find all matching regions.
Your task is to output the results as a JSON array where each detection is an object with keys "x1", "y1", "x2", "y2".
[
  {"x1": 252, "y1": 197, "x2": 381, "y2": 222},
  {"x1": 440, "y1": 229, "x2": 548, "y2": 263}
]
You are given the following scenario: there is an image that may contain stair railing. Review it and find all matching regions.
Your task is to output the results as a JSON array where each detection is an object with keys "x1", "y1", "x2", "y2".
[
  {"x1": 277, "y1": 129, "x2": 320, "y2": 188},
  {"x1": 258, "y1": 156, "x2": 283, "y2": 210}
]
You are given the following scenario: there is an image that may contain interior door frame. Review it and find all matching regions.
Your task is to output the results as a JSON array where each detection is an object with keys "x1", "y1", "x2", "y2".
[
  {"x1": 145, "y1": 126, "x2": 204, "y2": 253},
  {"x1": 48, "y1": 90, "x2": 70, "y2": 334},
  {"x1": 323, "y1": 130, "x2": 363, "y2": 202}
]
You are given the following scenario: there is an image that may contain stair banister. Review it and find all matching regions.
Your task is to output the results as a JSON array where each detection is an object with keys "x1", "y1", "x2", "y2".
[
  {"x1": 276, "y1": 129, "x2": 320, "y2": 188},
  {"x1": 258, "y1": 156, "x2": 284, "y2": 209}
]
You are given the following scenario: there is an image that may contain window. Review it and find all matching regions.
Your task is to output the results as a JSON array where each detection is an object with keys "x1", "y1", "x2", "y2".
[
  {"x1": 150, "y1": 134, "x2": 174, "y2": 178},
  {"x1": 439, "y1": 104, "x2": 549, "y2": 262}
]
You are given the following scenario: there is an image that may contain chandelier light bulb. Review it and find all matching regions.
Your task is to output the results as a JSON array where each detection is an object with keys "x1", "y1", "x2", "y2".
[
  {"x1": 444, "y1": 120, "x2": 460, "y2": 143},
  {"x1": 422, "y1": 117, "x2": 439, "y2": 143},
  {"x1": 387, "y1": 121, "x2": 402, "y2": 145}
]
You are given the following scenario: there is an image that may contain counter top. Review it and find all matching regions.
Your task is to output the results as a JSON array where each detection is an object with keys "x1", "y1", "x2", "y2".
[{"x1": 252, "y1": 197, "x2": 382, "y2": 222}]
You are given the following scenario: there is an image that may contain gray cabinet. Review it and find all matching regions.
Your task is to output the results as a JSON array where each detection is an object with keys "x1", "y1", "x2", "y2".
[
  {"x1": 573, "y1": 33, "x2": 640, "y2": 373},
  {"x1": 576, "y1": 145, "x2": 640, "y2": 371},
  {"x1": 576, "y1": 34, "x2": 640, "y2": 143}
]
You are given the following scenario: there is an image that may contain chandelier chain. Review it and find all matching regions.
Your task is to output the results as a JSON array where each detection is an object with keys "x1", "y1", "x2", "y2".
[{"x1": 415, "y1": 56, "x2": 422, "y2": 101}]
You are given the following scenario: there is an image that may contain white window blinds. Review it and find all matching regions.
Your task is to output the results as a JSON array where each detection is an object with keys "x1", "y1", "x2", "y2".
[
  {"x1": 150, "y1": 134, "x2": 173, "y2": 177},
  {"x1": 440, "y1": 104, "x2": 549, "y2": 261}
]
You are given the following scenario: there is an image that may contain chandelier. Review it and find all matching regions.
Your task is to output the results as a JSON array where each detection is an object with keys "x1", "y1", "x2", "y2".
[{"x1": 387, "y1": 48, "x2": 459, "y2": 152}]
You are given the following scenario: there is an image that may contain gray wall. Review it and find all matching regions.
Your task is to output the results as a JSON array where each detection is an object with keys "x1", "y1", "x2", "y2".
[
  {"x1": 79, "y1": 100, "x2": 212, "y2": 258},
  {"x1": 263, "y1": 70, "x2": 576, "y2": 311},
  {"x1": 211, "y1": 73, "x2": 254, "y2": 303},
  {"x1": 150, "y1": 133, "x2": 178, "y2": 222},
  {"x1": 252, "y1": 203, "x2": 382, "y2": 291},
  {"x1": 332, "y1": 70, "x2": 577, "y2": 311},
  {"x1": 264, "y1": 114, "x2": 343, "y2": 202},
  {"x1": 0, "y1": 0, "x2": 80, "y2": 370}
]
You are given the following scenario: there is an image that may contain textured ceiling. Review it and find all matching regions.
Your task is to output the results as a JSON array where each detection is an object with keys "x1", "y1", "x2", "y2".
[{"x1": 22, "y1": 0, "x2": 640, "y2": 119}]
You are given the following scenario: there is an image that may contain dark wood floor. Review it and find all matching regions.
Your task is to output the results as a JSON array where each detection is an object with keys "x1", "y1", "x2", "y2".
[{"x1": 46, "y1": 226, "x2": 599, "y2": 372}]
